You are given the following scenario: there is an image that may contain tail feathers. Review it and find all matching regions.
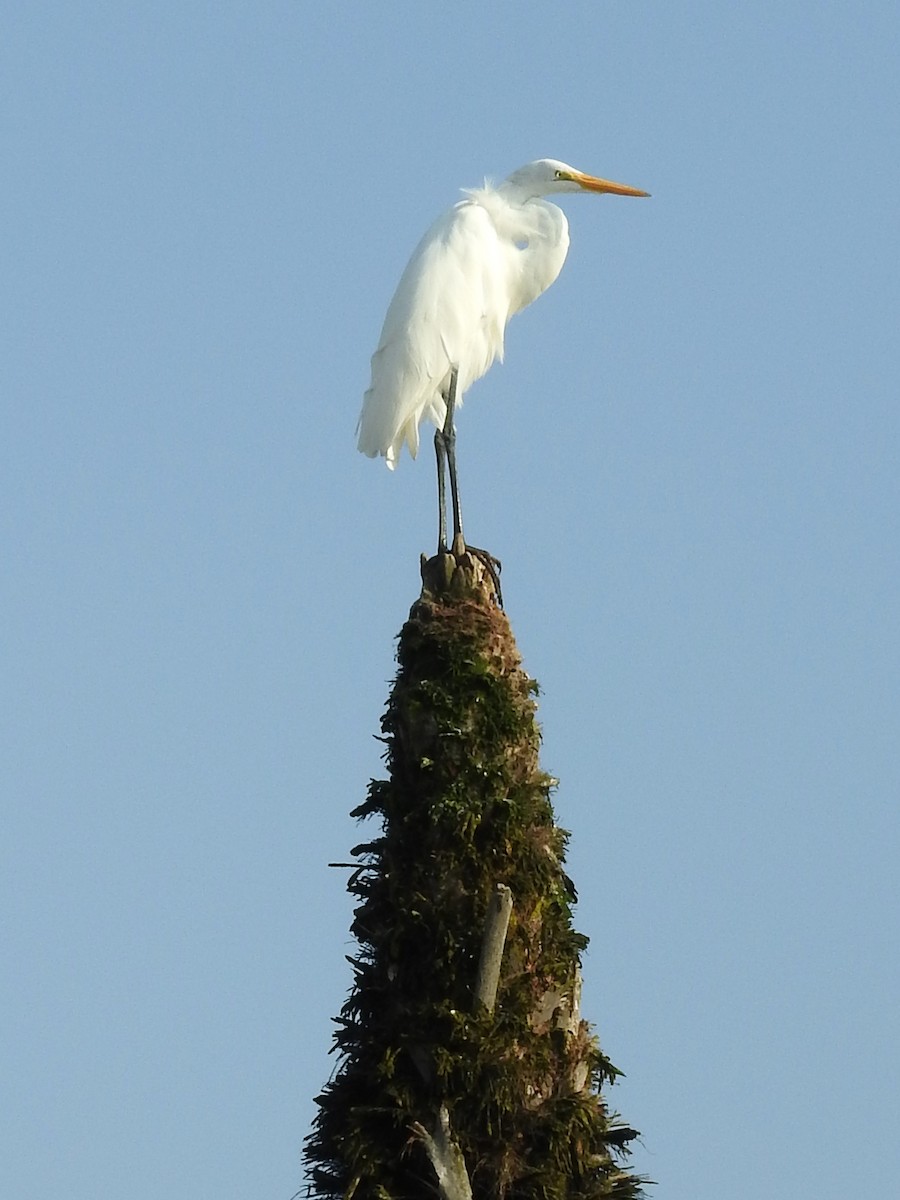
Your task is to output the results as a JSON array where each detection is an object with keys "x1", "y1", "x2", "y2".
[
  {"x1": 358, "y1": 361, "x2": 460, "y2": 468},
  {"x1": 358, "y1": 387, "x2": 448, "y2": 469},
  {"x1": 357, "y1": 389, "x2": 415, "y2": 468}
]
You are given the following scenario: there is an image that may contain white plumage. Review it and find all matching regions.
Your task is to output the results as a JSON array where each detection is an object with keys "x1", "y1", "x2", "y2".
[{"x1": 357, "y1": 158, "x2": 649, "y2": 470}]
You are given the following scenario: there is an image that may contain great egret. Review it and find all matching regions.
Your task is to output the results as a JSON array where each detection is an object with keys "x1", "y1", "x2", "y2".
[{"x1": 356, "y1": 158, "x2": 649, "y2": 552}]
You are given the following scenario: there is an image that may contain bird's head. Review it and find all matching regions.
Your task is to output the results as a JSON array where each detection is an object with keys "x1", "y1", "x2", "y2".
[{"x1": 502, "y1": 158, "x2": 650, "y2": 201}]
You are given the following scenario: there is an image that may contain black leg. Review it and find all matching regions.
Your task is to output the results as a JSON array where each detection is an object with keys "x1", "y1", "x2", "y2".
[
  {"x1": 434, "y1": 425, "x2": 448, "y2": 553},
  {"x1": 434, "y1": 366, "x2": 461, "y2": 553},
  {"x1": 432, "y1": 367, "x2": 503, "y2": 603},
  {"x1": 443, "y1": 367, "x2": 464, "y2": 547}
]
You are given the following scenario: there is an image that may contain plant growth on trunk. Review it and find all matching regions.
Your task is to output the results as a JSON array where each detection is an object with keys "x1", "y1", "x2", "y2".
[{"x1": 305, "y1": 551, "x2": 643, "y2": 1200}]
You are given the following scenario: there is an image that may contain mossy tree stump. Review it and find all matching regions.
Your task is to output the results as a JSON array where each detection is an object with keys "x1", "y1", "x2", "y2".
[{"x1": 305, "y1": 548, "x2": 643, "y2": 1200}]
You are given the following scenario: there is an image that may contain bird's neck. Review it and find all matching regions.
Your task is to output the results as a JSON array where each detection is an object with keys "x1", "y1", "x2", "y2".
[{"x1": 505, "y1": 199, "x2": 570, "y2": 314}]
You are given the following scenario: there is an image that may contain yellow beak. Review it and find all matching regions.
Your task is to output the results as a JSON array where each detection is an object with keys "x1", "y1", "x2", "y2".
[{"x1": 572, "y1": 170, "x2": 650, "y2": 198}]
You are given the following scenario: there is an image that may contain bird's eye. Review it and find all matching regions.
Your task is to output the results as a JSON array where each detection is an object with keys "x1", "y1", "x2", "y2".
[{"x1": 554, "y1": 170, "x2": 563, "y2": 179}]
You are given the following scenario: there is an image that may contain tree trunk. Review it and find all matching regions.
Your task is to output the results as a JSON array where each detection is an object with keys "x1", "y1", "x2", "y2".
[{"x1": 305, "y1": 547, "x2": 643, "y2": 1200}]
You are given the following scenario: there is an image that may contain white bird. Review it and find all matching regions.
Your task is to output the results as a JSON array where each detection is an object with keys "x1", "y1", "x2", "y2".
[{"x1": 357, "y1": 158, "x2": 649, "y2": 551}]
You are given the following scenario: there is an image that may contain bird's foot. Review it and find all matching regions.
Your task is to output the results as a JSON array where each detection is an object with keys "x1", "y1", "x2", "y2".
[{"x1": 463, "y1": 543, "x2": 503, "y2": 608}]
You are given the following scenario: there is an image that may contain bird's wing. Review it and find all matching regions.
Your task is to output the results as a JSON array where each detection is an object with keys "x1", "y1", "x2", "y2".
[{"x1": 357, "y1": 199, "x2": 511, "y2": 466}]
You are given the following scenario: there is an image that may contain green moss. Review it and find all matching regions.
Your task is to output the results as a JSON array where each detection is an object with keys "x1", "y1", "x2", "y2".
[{"x1": 305, "y1": 567, "x2": 644, "y2": 1200}]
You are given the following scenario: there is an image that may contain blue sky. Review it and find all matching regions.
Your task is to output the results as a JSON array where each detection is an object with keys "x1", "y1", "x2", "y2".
[{"x1": 3, "y1": 3, "x2": 898, "y2": 1197}]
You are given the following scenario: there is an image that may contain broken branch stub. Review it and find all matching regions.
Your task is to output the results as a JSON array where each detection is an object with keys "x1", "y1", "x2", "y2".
[{"x1": 473, "y1": 883, "x2": 514, "y2": 1014}]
